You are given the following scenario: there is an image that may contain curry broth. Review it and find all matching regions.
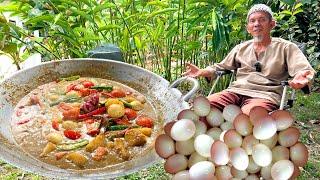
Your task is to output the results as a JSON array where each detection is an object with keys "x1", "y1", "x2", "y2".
[{"x1": 11, "y1": 77, "x2": 158, "y2": 170}]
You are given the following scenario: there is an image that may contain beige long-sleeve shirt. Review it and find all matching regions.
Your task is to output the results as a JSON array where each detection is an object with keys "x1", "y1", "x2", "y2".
[{"x1": 211, "y1": 37, "x2": 315, "y2": 105}]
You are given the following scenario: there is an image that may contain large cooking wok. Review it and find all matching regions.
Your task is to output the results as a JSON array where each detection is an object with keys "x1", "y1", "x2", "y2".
[{"x1": 0, "y1": 59, "x2": 199, "y2": 179}]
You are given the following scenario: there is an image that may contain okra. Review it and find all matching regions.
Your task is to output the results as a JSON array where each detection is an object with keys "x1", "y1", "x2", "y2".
[
  {"x1": 57, "y1": 139, "x2": 89, "y2": 151},
  {"x1": 90, "y1": 85, "x2": 113, "y2": 91},
  {"x1": 58, "y1": 75, "x2": 80, "y2": 81},
  {"x1": 108, "y1": 125, "x2": 129, "y2": 131}
]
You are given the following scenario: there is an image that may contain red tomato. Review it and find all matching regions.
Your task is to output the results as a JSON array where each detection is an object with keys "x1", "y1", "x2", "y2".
[
  {"x1": 66, "y1": 84, "x2": 76, "y2": 92},
  {"x1": 114, "y1": 118, "x2": 131, "y2": 125},
  {"x1": 82, "y1": 80, "x2": 94, "y2": 88},
  {"x1": 136, "y1": 116, "x2": 154, "y2": 128},
  {"x1": 79, "y1": 88, "x2": 97, "y2": 97},
  {"x1": 110, "y1": 89, "x2": 126, "y2": 98},
  {"x1": 64, "y1": 130, "x2": 81, "y2": 140},
  {"x1": 124, "y1": 108, "x2": 137, "y2": 120}
]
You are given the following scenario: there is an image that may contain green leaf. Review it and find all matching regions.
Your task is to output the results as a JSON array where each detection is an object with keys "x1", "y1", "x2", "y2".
[
  {"x1": 281, "y1": 0, "x2": 295, "y2": 6},
  {"x1": 134, "y1": 36, "x2": 142, "y2": 49},
  {"x1": 25, "y1": 14, "x2": 54, "y2": 24},
  {"x1": 2, "y1": 43, "x2": 17, "y2": 54},
  {"x1": 293, "y1": 9, "x2": 303, "y2": 16},
  {"x1": 97, "y1": 25, "x2": 121, "y2": 32},
  {"x1": 147, "y1": 8, "x2": 177, "y2": 20},
  {"x1": 93, "y1": 3, "x2": 115, "y2": 14},
  {"x1": 280, "y1": 10, "x2": 293, "y2": 16},
  {"x1": 54, "y1": 13, "x2": 62, "y2": 24}
]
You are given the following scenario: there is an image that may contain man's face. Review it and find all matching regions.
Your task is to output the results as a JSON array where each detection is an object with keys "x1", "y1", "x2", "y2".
[{"x1": 246, "y1": 11, "x2": 275, "y2": 40}]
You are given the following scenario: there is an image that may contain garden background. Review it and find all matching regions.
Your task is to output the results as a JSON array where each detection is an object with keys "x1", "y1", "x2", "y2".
[{"x1": 0, "y1": 0, "x2": 319, "y2": 179}]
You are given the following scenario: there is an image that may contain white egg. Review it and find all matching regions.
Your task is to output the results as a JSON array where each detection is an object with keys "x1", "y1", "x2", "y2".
[
  {"x1": 206, "y1": 107, "x2": 224, "y2": 127},
  {"x1": 260, "y1": 164, "x2": 272, "y2": 180},
  {"x1": 189, "y1": 161, "x2": 215, "y2": 180},
  {"x1": 194, "y1": 120, "x2": 207, "y2": 137},
  {"x1": 272, "y1": 145, "x2": 289, "y2": 163},
  {"x1": 176, "y1": 138, "x2": 195, "y2": 155},
  {"x1": 178, "y1": 109, "x2": 199, "y2": 122},
  {"x1": 271, "y1": 160, "x2": 294, "y2": 180},
  {"x1": 233, "y1": 113, "x2": 253, "y2": 136},
  {"x1": 290, "y1": 142, "x2": 309, "y2": 167},
  {"x1": 231, "y1": 166, "x2": 248, "y2": 179},
  {"x1": 260, "y1": 133, "x2": 278, "y2": 149},
  {"x1": 193, "y1": 96, "x2": 211, "y2": 117},
  {"x1": 155, "y1": 134, "x2": 175, "y2": 158},
  {"x1": 249, "y1": 106, "x2": 269, "y2": 125},
  {"x1": 252, "y1": 115, "x2": 277, "y2": 140},
  {"x1": 278, "y1": 127, "x2": 300, "y2": 147},
  {"x1": 223, "y1": 129, "x2": 243, "y2": 149},
  {"x1": 220, "y1": 121, "x2": 234, "y2": 131},
  {"x1": 172, "y1": 170, "x2": 190, "y2": 180},
  {"x1": 242, "y1": 135, "x2": 259, "y2": 155},
  {"x1": 194, "y1": 134, "x2": 214, "y2": 157},
  {"x1": 188, "y1": 152, "x2": 207, "y2": 168},
  {"x1": 215, "y1": 165, "x2": 232, "y2": 180},
  {"x1": 219, "y1": 130, "x2": 227, "y2": 142},
  {"x1": 171, "y1": 119, "x2": 196, "y2": 141},
  {"x1": 252, "y1": 143, "x2": 272, "y2": 167},
  {"x1": 223, "y1": 104, "x2": 242, "y2": 122},
  {"x1": 246, "y1": 156, "x2": 261, "y2": 174},
  {"x1": 206, "y1": 127, "x2": 222, "y2": 140},
  {"x1": 230, "y1": 147, "x2": 249, "y2": 170},
  {"x1": 270, "y1": 110, "x2": 294, "y2": 131},
  {"x1": 164, "y1": 154, "x2": 188, "y2": 174},
  {"x1": 210, "y1": 140, "x2": 229, "y2": 165}
]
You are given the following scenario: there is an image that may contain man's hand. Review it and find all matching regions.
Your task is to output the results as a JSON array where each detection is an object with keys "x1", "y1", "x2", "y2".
[
  {"x1": 288, "y1": 70, "x2": 313, "y2": 90},
  {"x1": 182, "y1": 63, "x2": 214, "y2": 78}
]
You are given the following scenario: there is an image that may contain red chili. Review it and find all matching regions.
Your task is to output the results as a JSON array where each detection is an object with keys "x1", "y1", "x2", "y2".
[
  {"x1": 66, "y1": 84, "x2": 76, "y2": 92},
  {"x1": 52, "y1": 119, "x2": 59, "y2": 131},
  {"x1": 87, "y1": 129, "x2": 100, "y2": 136},
  {"x1": 78, "y1": 107, "x2": 106, "y2": 119},
  {"x1": 17, "y1": 118, "x2": 31, "y2": 125},
  {"x1": 64, "y1": 130, "x2": 81, "y2": 140}
]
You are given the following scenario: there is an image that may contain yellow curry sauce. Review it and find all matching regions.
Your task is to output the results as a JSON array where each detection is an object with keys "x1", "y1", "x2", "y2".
[{"x1": 11, "y1": 76, "x2": 158, "y2": 170}]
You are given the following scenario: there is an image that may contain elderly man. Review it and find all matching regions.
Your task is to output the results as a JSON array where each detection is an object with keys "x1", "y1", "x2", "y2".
[{"x1": 183, "y1": 4, "x2": 315, "y2": 115}]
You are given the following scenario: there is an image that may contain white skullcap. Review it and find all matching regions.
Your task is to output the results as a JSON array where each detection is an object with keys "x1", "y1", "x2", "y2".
[{"x1": 247, "y1": 4, "x2": 273, "y2": 20}]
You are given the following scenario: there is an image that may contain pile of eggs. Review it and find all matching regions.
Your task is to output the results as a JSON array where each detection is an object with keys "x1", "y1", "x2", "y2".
[{"x1": 155, "y1": 96, "x2": 308, "y2": 179}]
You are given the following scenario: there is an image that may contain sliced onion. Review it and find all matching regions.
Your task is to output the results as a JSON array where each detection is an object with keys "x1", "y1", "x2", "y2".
[
  {"x1": 231, "y1": 166, "x2": 248, "y2": 179},
  {"x1": 252, "y1": 143, "x2": 272, "y2": 167},
  {"x1": 194, "y1": 120, "x2": 207, "y2": 137},
  {"x1": 193, "y1": 96, "x2": 211, "y2": 117},
  {"x1": 188, "y1": 152, "x2": 207, "y2": 168},
  {"x1": 242, "y1": 135, "x2": 259, "y2": 155},
  {"x1": 164, "y1": 120, "x2": 177, "y2": 136},
  {"x1": 215, "y1": 165, "x2": 232, "y2": 180},
  {"x1": 194, "y1": 134, "x2": 214, "y2": 157},
  {"x1": 246, "y1": 156, "x2": 261, "y2": 174},
  {"x1": 206, "y1": 127, "x2": 222, "y2": 140},
  {"x1": 272, "y1": 145, "x2": 289, "y2": 163}
]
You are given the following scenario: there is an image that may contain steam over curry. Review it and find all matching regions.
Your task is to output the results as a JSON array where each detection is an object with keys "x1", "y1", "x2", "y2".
[{"x1": 11, "y1": 76, "x2": 158, "y2": 170}]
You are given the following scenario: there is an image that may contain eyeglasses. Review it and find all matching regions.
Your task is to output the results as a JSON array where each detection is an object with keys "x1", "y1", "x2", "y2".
[{"x1": 254, "y1": 62, "x2": 262, "y2": 72}]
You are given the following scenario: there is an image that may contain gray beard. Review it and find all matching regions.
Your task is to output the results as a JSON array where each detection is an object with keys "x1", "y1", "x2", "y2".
[{"x1": 253, "y1": 35, "x2": 263, "y2": 42}]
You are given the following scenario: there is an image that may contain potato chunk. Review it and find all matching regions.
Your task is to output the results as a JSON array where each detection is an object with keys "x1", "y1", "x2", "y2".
[
  {"x1": 124, "y1": 129, "x2": 147, "y2": 146},
  {"x1": 85, "y1": 134, "x2": 105, "y2": 152},
  {"x1": 66, "y1": 152, "x2": 88, "y2": 167}
]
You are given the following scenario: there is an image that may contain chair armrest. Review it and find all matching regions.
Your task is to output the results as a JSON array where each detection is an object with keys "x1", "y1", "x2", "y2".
[
  {"x1": 215, "y1": 70, "x2": 233, "y2": 76},
  {"x1": 281, "y1": 80, "x2": 310, "y2": 94}
]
